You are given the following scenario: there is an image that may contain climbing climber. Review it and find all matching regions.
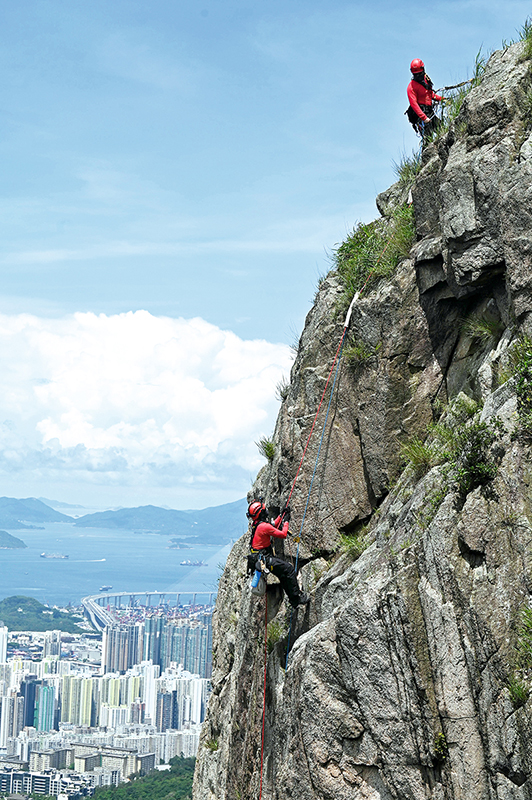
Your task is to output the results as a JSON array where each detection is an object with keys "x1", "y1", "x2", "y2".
[
  {"x1": 406, "y1": 58, "x2": 443, "y2": 138},
  {"x1": 246, "y1": 501, "x2": 309, "y2": 608}
]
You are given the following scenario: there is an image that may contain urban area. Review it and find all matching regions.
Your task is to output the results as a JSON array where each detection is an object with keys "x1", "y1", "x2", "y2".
[{"x1": 0, "y1": 596, "x2": 213, "y2": 798}]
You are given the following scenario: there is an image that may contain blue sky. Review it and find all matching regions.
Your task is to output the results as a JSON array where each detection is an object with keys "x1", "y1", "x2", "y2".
[{"x1": 0, "y1": 0, "x2": 529, "y2": 508}]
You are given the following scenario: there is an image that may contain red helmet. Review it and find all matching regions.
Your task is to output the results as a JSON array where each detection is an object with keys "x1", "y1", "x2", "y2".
[
  {"x1": 247, "y1": 501, "x2": 265, "y2": 522},
  {"x1": 410, "y1": 58, "x2": 425, "y2": 74}
]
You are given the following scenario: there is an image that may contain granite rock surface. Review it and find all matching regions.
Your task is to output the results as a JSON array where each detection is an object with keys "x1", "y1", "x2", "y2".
[{"x1": 193, "y1": 41, "x2": 532, "y2": 800}]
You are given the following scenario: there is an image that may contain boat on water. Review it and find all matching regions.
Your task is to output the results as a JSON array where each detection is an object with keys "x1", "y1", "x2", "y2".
[
  {"x1": 40, "y1": 553, "x2": 68, "y2": 559},
  {"x1": 99, "y1": 585, "x2": 113, "y2": 591},
  {"x1": 179, "y1": 560, "x2": 207, "y2": 567}
]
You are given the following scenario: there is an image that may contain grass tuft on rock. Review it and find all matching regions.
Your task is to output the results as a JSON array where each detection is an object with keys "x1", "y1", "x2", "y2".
[
  {"x1": 339, "y1": 528, "x2": 370, "y2": 561},
  {"x1": 256, "y1": 436, "x2": 275, "y2": 462},
  {"x1": 460, "y1": 313, "x2": 504, "y2": 342},
  {"x1": 429, "y1": 50, "x2": 488, "y2": 141},
  {"x1": 267, "y1": 619, "x2": 286, "y2": 652},
  {"x1": 334, "y1": 204, "x2": 415, "y2": 308},
  {"x1": 519, "y1": 17, "x2": 532, "y2": 61},
  {"x1": 392, "y1": 150, "x2": 422, "y2": 188}
]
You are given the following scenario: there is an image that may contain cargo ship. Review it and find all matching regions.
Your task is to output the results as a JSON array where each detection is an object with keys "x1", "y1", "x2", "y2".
[
  {"x1": 99, "y1": 585, "x2": 113, "y2": 591},
  {"x1": 40, "y1": 553, "x2": 69, "y2": 559}
]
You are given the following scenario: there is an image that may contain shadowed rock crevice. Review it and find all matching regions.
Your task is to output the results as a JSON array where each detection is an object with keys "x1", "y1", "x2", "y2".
[{"x1": 458, "y1": 535, "x2": 486, "y2": 568}]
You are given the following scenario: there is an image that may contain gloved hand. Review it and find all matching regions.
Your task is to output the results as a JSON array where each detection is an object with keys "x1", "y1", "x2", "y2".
[{"x1": 282, "y1": 505, "x2": 291, "y2": 521}]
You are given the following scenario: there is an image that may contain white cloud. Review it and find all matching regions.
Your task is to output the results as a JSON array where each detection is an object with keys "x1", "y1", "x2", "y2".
[{"x1": 0, "y1": 310, "x2": 292, "y2": 500}]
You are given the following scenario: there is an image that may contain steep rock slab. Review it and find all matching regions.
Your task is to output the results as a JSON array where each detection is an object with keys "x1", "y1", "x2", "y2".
[{"x1": 194, "y1": 40, "x2": 532, "y2": 800}]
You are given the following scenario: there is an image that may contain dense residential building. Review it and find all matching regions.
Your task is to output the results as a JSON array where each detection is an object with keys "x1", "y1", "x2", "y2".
[
  {"x1": 0, "y1": 624, "x2": 7, "y2": 664},
  {"x1": 0, "y1": 604, "x2": 211, "y2": 791},
  {"x1": 43, "y1": 630, "x2": 62, "y2": 659},
  {"x1": 102, "y1": 613, "x2": 212, "y2": 677},
  {"x1": 0, "y1": 691, "x2": 24, "y2": 748}
]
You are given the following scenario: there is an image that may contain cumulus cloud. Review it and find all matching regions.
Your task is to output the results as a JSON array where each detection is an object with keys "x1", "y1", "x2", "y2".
[{"x1": 0, "y1": 311, "x2": 292, "y2": 502}]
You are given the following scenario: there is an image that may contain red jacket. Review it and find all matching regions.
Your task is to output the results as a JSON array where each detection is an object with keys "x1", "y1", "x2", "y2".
[
  {"x1": 251, "y1": 515, "x2": 288, "y2": 550},
  {"x1": 407, "y1": 79, "x2": 442, "y2": 121}
]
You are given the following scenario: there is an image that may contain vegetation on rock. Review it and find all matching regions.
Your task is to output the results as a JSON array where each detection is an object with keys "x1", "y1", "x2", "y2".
[
  {"x1": 510, "y1": 336, "x2": 532, "y2": 436},
  {"x1": 339, "y1": 529, "x2": 370, "y2": 561},
  {"x1": 429, "y1": 50, "x2": 488, "y2": 140},
  {"x1": 401, "y1": 395, "x2": 503, "y2": 503},
  {"x1": 344, "y1": 338, "x2": 381, "y2": 366},
  {"x1": 256, "y1": 436, "x2": 275, "y2": 462},
  {"x1": 266, "y1": 619, "x2": 286, "y2": 652},
  {"x1": 334, "y1": 203, "x2": 415, "y2": 307},
  {"x1": 393, "y1": 150, "x2": 422, "y2": 188}
]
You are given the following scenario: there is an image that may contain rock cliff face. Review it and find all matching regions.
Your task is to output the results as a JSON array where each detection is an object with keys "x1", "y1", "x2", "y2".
[{"x1": 193, "y1": 41, "x2": 532, "y2": 800}]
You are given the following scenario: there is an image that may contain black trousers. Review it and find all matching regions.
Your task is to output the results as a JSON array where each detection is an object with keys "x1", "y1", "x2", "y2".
[
  {"x1": 265, "y1": 556, "x2": 302, "y2": 608},
  {"x1": 248, "y1": 553, "x2": 302, "y2": 607},
  {"x1": 419, "y1": 104, "x2": 440, "y2": 137}
]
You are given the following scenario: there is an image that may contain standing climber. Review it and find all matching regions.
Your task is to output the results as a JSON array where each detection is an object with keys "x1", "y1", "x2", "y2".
[
  {"x1": 247, "y1": 501, "x2": 309, "y2": 607},
  {"x1": 406, "y1": 59, "x2": 443, "y2": 138}
]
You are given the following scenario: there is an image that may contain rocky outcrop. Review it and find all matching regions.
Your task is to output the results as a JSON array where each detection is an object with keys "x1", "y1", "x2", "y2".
[{"x1": 193, "y1": 40, "x2": 532, "y2": 800}]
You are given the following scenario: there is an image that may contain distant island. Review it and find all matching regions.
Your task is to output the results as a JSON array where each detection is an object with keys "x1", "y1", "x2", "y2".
[
  {"x1": 0, "y1": 530, "x2": 26, "y2": 549},
  {"x1": 0, "y1": 496, "x2": 71, "y2": 529},
  {"x1": 73, "y1": 498, "x2": 247, "y2": 544},
  {"x1": 0, "y1": 495, "x2": 248, "y2": 546},
  {"x1": 0, "y1": 596, "x2": 83, "y2": 633}
]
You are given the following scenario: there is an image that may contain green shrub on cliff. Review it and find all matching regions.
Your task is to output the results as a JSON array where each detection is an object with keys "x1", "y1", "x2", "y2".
[
  {"x1": 507, "y1": 605, "x2": 532, "y2": 708},
  {"x1": 518, "y1": 17, "x2": 532, "y2": 61},
  {"x1": 334, "y1": 203, "x2": 415, "y2": 306},
  {"x1": 92, "y1": 756, "x2": 194, "y2": 800},
  {"x1": 256, "y1": 436, "x2": 275, "y2": 462},
  {"x1": 502, "y1": 335, "x2": 532, "y2": 436},
  {"x1": 402, "y1": 395, "x2": 503, "y2": 504}
]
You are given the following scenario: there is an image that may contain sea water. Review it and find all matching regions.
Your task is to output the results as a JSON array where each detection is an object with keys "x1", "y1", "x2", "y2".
[{"x1": 0, "y1": 522, "x2": 232, "y2": 606}]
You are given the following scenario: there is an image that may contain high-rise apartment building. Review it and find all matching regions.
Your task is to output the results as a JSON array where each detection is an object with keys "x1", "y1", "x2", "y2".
[
  {"x1": 143, "y1": 616, "x2": 164, "y2": 666},
  {"x1": 102, "y1": 624, "x2": 143, "y2": 674},
  {"x1": 19, "y1": 676, "x2": 39, "y2": 728},
  {"x1": 34, "y1": 684, "x2": 55, "y2": 732},
  {"x1": 0, "y1": 691, "x2": 24, "y2": 748},
  {"x1": 155, "y1": 691, "x2": 172, "y2": 733},
  {"x1": 61, "y1": 676, "x2": 94, "y2": 726},
  {"x1": 43, "y1": 631, "x2": 61, "y2": 659},
  {"x1": 0, "y1": 623, "x2": 7, "y2": 664}
]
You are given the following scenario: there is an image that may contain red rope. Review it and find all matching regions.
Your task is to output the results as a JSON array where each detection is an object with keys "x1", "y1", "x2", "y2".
[
  {"x1": 284, "y1": 231, "x2": 393, "y2": 511},
  {"x1": 285, "y1": 329, "x2": 348, "y2": 508},
  {"x1": 256, "y1": 222, "x2": 401, "y2": 796},
  {"x1": 259, "y1": 600, "x2": 268, "y2": 799}
]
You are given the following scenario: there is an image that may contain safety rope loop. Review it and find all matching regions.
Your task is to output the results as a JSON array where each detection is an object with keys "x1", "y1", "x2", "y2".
[{"x1": 284, "y1": 334, "x2": 346, "y2": 669}]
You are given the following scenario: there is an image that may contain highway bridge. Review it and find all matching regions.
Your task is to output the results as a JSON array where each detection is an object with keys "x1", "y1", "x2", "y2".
[{"x1": 81, "y1": 590, "x2": 217, "y2": 632}]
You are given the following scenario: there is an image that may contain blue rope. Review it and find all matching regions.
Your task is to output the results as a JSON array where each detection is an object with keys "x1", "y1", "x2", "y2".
[{"x1": 284, "y1": 336, "x2": 346, "y2": 669}]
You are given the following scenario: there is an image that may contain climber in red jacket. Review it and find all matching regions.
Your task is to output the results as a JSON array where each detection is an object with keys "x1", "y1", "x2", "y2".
[
  {"x1": 406, "y1": 58, "x2": 443, "y2": 137},
  {"x1": 247, "y1": 500, "x2": 309, "y2": 608}
]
